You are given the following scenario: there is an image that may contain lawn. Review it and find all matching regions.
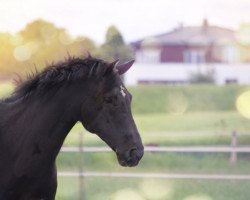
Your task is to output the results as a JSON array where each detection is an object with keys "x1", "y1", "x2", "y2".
[
  {"x1": 129, "y1": 84, "x2": 250, "y2": 114},
  {"x1": 56, "y1": 177, "x2": 250, "y2": 200},
  {"x1": 1, "y1": 82, "x2": 250, "y2": 200},
  {"x1": 56, "y1": 109, "x2": 250, "y2": 200},
  {"x1": 57, "y1": 150, "x2": 250, "y2": 174},
  {"x1": 57, "y1": 84, "x2": 250, "y2": 200},
  {"x1": 63, "y1": 111, "x2": 250, "y2": 147}
]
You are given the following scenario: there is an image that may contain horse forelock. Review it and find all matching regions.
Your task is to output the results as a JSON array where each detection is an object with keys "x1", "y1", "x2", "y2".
[{"x1": 3, "y1": 57, "x2": 113, "y2": 103}]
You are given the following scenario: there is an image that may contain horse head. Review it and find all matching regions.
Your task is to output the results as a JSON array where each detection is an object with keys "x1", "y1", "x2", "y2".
[{"x1": 80, "y1": 59, "x2": 144, "y2": 167}]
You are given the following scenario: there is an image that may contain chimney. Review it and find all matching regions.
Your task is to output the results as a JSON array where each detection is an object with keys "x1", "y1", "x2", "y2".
[
  {"x1": 175, "y1": 22, "x2": 184, "y2": 31},
  {"x1": 202, "y1": 18, "x2": 209, "y2": 33}
]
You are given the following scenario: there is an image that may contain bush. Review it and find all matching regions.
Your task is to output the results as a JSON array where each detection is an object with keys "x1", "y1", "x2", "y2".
[{"x1": 189, "y1": 69, "x2": 215, "y2": 84}]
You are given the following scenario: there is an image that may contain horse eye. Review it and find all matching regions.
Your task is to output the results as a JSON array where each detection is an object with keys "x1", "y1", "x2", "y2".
[{"x1": 104, "y1": 97, "x2": 113, "y2": 104}]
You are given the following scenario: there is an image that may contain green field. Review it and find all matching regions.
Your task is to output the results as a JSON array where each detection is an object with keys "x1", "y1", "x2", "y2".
[
  {"x1": 56, "y1": 177, "x2": 250, "y2": 200},
  {"x1": 1, "y1": 82, "x2": 250, "y2": 200}
]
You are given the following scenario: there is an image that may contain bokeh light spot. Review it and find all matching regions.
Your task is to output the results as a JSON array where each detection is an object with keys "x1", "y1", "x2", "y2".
[
  {"x1": 13, "y1": 45, "x2": 32, "y2": 61},
  {"x1": 112, "y1": 188, "x2": 144, "y2": 200},
  {"x1": 167, "y1": 92, "x2": 189, "y2": 115},
  {"x1": 238, "y1": 23, "x2": 250, "y2": 45},
  {"x1": 41, "y1": 25, "x2": 57, "y2": 42},
  {"x1": 139, "y1": 179, "x2": 174, "y2": 199},
  {"x1": 236, "y1": 90, "x2": 250, "y2": 118},
  {"x1": 0, "y1": 82, "x2": 15, "y2": 98},
  {"x1": 183, "y1": 194, "x2": 213, "y2": 200}
]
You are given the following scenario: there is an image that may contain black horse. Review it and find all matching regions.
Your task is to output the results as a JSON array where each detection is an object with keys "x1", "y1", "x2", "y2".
[{"x1": 0, "y1": 57, "x2": 144, "y2": 200}]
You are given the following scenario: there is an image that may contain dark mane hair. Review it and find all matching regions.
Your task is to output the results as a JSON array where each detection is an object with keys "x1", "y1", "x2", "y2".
[{"x1": 3, "y1": 57, "x2": 107, "y2": 103}]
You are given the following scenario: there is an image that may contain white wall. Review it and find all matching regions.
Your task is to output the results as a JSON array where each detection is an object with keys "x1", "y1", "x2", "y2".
[{"x1": 125, "y1": 63, "x2": 250, "y2": 85}]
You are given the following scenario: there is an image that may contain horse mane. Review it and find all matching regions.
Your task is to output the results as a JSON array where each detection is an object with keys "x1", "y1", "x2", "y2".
[{"x1": 3, "y1": 57, "x2": 107, "y2": 103}]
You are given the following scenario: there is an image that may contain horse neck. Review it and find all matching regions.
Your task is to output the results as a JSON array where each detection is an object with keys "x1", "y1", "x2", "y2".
[{"x1": 4, "y1": 85, "x2": 83, "y2": 161}]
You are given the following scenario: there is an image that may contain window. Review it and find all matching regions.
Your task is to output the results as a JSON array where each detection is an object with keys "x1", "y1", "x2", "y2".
[
  {"x1": 136, "y1": 49, "x2": 160, "y2": 63},
  {"x1": 222, "y1": 45, "x2": 239, "y2": 63},
  {"x1": 183, "y1": 50, "x2": 205, "y2": 63}
]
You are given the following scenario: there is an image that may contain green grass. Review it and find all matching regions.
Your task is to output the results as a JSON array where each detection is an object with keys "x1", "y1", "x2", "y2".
[
  {"x1": 56, "y1": 150, "x2": 250, "y2": 200},
  {"x1": 57, "y1": 152, "x2": 250, "y2": 174},
  {"x1": 135, "y1": 111, "x2": 250, "y2": 132},
  {"x1": 129, "y1": 84, "x2": 250, "y2": 114},
  {"x1": 1, "y1": 82, "x2": 250, "y2": 200},
  {"x1": 63, "y1": 111, "x2": 250, "y2": 147},
  {"x1": 56, "y1": 177, "x2": 250, "y2": 200}
]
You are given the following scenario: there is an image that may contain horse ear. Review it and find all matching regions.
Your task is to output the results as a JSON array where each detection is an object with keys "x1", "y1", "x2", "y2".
[
  {"x1": 110, "y1": 59, "x2": 119, "y2": 69},
  {"x1": 116, "y1": 60, "x2": 135, "y2": 75},
  {"x1": 89, "y1": 61, "x2": 115, "y2": 78},
  {"x1": 103, "y1": 59, "x2": 119, "y2": 76}
]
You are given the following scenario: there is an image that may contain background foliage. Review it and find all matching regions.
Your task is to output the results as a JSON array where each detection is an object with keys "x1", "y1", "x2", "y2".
[{"x1": 0, "y1": 19, "x2": 133, "y2": 76}]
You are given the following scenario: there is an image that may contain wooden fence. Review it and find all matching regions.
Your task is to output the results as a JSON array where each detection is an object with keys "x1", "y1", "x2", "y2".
[{"x1": 58, "y1": 131, "x2": 250, "y2": 199}]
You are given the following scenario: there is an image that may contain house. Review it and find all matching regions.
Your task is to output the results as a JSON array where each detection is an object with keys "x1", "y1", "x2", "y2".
[
  {"x1": 131, "y1": 19, "x2": 245, "y2": 64},
  {"x1": 124, "y1": 63, "x2": 250, "y2": 86}
]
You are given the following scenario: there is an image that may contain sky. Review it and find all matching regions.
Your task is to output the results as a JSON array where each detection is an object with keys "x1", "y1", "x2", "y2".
[{"x1": 0, "y1": 0, "x2": 250, "y2": 43}]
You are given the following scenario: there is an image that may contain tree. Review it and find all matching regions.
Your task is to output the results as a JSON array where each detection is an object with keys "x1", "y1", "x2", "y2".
[
  {"x1": 67, "y1": 36, "x2": 96, "y2": 58},
  {"x1": 0, "y1": 33, "x2": 16, "y2": 73},
  {"x1": 97, "y1": 26, "x2": 134, "y2": 62},
  {"x1": 16, "y1": 19, "x2": 96, "y2": 73},
  {"x1": 19, "y1": 19, "x2": 59, "y2": 43}
]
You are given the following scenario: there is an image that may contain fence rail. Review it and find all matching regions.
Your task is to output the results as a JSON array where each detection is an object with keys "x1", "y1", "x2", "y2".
[
  {"x1": 58, "y1": 171, "x2": 250, "y2": 180},
  {"x1": 59, "y1": 145, "x2": 250, "y2": 181},
  {"x1": 61, "y1": 146, "x2": 250, "y2": 153}
]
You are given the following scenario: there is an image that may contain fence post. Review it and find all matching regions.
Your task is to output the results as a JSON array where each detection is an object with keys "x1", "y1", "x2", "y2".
[
  {"x1": 79, "y1": 132, "x2": 85, "y2": 200},
  {"x1": 230, "y1": 131, "x2": 237, "y2": 165}
]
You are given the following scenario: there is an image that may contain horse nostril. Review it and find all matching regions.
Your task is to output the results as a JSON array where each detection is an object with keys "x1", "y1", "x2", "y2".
[
  {"x1": 124, "y1": 148, "x2": 136, "y2": 160},
  {"x1": 117, "y1": 147, "x2": 144, "y2": 167},
  {"x1": 129, "y1": 148, "x2": 138, "y2": 158}
]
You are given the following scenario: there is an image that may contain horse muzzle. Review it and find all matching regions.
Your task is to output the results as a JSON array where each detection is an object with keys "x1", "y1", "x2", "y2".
[{"x1": 116, "y1": 147, "x2": 144, "y2": 167}]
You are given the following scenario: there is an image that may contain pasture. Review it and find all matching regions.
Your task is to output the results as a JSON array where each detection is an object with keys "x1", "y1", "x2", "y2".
[{"x1": 1, "y1": 82, "x2": 250, "y2": 200}]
